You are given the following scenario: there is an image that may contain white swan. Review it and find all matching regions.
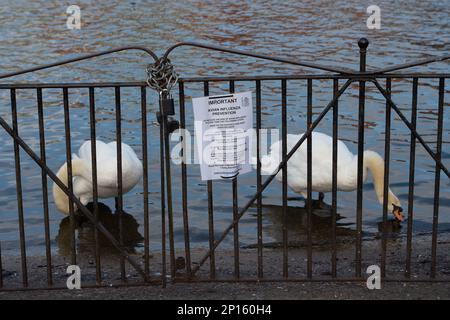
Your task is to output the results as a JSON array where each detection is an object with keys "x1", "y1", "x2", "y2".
[
  {"x1": 256, "y1": 132, "x2": 404, "y2": 221},
  {"x1": 52, "y1": 140, "x2": 143, "y2": 215}
]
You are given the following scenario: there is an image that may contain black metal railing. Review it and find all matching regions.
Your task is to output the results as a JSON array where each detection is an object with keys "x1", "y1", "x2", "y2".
[{"x1": 0, "y1": 38, "x2": 448, "y2": 290}]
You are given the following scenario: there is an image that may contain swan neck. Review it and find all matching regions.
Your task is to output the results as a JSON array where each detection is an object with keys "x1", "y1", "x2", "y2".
[
  {"x1": 363, "y1": 150, "x2": 388, "y2": 204},
  {"x1": 53, "y1": 159, "x2": 84, "y2": 215}
]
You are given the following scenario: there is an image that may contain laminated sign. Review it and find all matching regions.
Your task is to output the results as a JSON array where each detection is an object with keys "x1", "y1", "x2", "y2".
[{"x1": 193, "y1": 91, "x2": 253, "y2": 181}]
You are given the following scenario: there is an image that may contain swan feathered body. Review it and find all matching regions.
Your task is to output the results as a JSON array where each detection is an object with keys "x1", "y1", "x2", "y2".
[
  {"x1": 258, "y1": 132, "x2": 403, "y2": 219},
  {"x1": 53, "y1": 140, "x2": 143, "y2": 215},
  {"x1": 260, "y1": 132, "x2": 363, "y2": 193}
]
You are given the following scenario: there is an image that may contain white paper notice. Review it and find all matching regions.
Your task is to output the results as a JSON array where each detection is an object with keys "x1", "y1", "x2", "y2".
[{"x1": 193, "y1": 91, "x2": 253, "y2": 181}]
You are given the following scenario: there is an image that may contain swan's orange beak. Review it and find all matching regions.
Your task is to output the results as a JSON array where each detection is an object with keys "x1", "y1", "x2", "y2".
[{"x1": 392, "y1": 204, "x2": 404, "y2": 222}]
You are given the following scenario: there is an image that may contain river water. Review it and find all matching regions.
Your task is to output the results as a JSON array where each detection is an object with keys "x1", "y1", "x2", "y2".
[{"x1": 0, "y1": 0, "x2": 449, "y2": 257}]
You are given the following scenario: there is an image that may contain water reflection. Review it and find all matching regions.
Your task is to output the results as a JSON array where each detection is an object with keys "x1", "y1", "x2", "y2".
[
  {"x1": 376, "y1": 220, "x2": 402, "y2": 239},
  {"x1": 250, "y1": 201, "x2": 357, "y2": 250},
  {"x1": 56, "y1": 202, "x2": 143, "y2": 256},
  {"x1": 258, "y1": 201, "x2": 405, "y2": 250}
]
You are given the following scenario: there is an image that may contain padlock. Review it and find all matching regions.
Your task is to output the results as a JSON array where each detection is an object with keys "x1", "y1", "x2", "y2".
[{"x1": 161, "y1": 97, "x2": 175, "y2": 116}]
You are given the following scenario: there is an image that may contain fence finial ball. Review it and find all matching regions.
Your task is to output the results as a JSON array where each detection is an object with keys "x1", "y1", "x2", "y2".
[{"x1": 358, "y1": 38, "x2": 369, "y2": 50}]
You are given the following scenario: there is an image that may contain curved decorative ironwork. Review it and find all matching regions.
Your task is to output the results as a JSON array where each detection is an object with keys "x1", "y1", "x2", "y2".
[
  {"x1": 0, "y1": 41, "x2": 447, "y2": 82},
  {"x1": 0, "y1": 46, "x2": 158, "y2": 80},
  {"x1": 161, "y1": 42, "x2": 355, "y2": 74}
]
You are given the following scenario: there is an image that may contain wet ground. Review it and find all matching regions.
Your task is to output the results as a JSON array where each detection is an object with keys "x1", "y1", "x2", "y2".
[
  {"x1": 1, "y1": 224, "x2": 449, "y2": 299},
  {"x1": 1, "y1": 281, "x2": 449, "y2": 300}
]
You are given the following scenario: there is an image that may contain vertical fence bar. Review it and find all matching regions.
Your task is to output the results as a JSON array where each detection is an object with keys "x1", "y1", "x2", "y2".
[
  {"x1": 163, "y1": 120, "x2": 176, "y2": 281},
  {"x1": 159, "y1": 95, "x2": 167, "y2": 288},
  {"x1": 405, "y1": 77, "x2": 418, "y2": 278},
  {"x1": 114, "y1": 86, "x2": 126, "y2": 282},
  {"x1": 256, "y1": 80, "x2": 263, "y2": 279},
  {"x1": 11, "y1": 89, "x2": 28, "y2": 287},
  {"x1": 355, "y1": 38, "x2": 368, "y2": 278},
  {"x1": 178, "y1": 82, "x2": 192, "y2": 277},
  {"x1": 229, "y1": 80, "x2": 240, "y2": 279},
  {"x1": 203, "y1": 81, "x2": 216, "y2": 279},
  {"x1": 62, "y1": 88, "x2": 77, "y2": 267},
  {"x1": 331, "y1": 79, "x2": 338, "y2": 278},
  {"x1": 141, "y1": 86, "x2": 150, "y2": 280},
  {"x1": 306, "y1": 79, "x2": 313, "y2": 279},
  {"x1": 431, "y1": 78, "x2": 444, "y2": 278},
  {"x1": 232, "y1": 167, "x2": 240, "y2": 279},
  {"x1": 88, "y1": 87, "x2": 101, "y2": 285},
  {"x1": 37, "y1": 88, "x2": 53, "y2": 286},
  {"x1": 281, "y1": 79, "x2": 289, "y2": 278},
  {"x1": 381, "y1": 78, "x2": 392, "y2": 279},
  {"x1": 159, "y1": 91, "x2": 177, "y2": 281}
]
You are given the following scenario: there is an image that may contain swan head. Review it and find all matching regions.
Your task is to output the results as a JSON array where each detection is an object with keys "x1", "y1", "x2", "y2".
[
  {"x1": 364, "y1": 150, "x2": 405, "y2": 222},
  {"x1": 388, "y1": 192, "x2": 404, "y2": 222}
]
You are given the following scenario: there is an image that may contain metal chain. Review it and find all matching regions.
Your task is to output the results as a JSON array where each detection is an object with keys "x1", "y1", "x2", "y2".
[{"x1": 146, "y1": 57, "x2": 178, "y2": 93}]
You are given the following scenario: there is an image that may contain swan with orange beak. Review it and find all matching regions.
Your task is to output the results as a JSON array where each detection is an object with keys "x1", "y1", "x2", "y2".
[{"x1": 256, "y1": 132, "x2": 405, "y2": 222}]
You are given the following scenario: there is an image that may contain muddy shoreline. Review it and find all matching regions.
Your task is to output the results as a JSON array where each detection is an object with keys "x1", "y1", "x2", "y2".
[{"x1": 1, "y1": 231, "x2": 449, "y2": 299}]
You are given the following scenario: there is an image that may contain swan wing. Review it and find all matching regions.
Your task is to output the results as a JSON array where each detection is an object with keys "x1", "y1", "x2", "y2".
[
  {"x1": 75, "y1": 140, "x2": 142, "y2": 190},
  {"x1": 95, "y1": 142, "x2": 143, "y2": 190},
  {"x1": 264, "y1": 132, "x2": 357, "y2": 193}
]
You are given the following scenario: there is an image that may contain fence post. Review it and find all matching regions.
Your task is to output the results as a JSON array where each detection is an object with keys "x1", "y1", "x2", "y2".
[
  {"x1": 359, "y1": 38, "x2": 368, "y2": 73},
  {"x1": 146, "y1": 57, "x2": 180, "y2": 287},
  {"x1": 356, "y1": 37, "x2": 369, "y2": 278},
  {"x1": 159, "y1": 92, "x2": 179, "y2": 282}
]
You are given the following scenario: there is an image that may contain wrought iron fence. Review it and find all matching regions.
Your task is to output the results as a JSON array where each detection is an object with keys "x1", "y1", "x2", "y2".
[{"x1": 0, "y1": 38, "x2": 449, "y2": 290}]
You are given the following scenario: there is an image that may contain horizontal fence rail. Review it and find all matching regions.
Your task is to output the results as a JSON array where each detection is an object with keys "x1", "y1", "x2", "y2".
[{"x1": 0, "y1": 39, "x2": 449, "y2": 291}]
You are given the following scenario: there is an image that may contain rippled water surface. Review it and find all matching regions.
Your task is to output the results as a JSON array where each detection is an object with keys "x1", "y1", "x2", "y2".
[{"x1": 0, "y1": 0, "x2": 449, "y2": 256}]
